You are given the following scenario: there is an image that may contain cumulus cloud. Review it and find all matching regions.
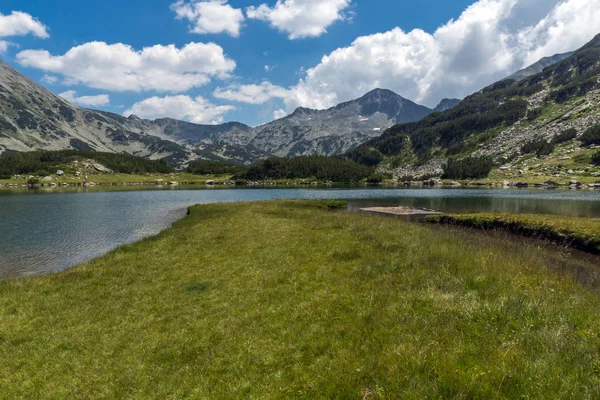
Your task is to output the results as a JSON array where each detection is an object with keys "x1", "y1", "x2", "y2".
[
  {"x1": 41, "y1": 74, "x2": 58, "y2": 84},
  {"x1": 239, "y1": 0, "x2": 600, "y2": 112},
  {"x1": 0, "y1": 41, "x2": 8, "y2": 54},
  {"x1": 172, "y1": 0, "x2": 244, "y2": 37},
  {"x1": 16, "y1": 41, "x2": 236, "y2": 93},
  {"x1": 517, "y1": 0, "x2": 600, "y2": 65},
  {"x1": 246, "y1": 0, "x2": 352, "y2": 39},
  {"x1": 124, "y1": 95, "x2": 235, "y2": 124},
  {"x1": 273, "y1": 109, "x2": 288, "y2": 119},
  {"x1": 59, "y1": 90, "x2": 110, "y2": 107},
  {"x1": 0, "y1": 11, "x2": 48, "y2": 39},
  {"x1": 214, "y1": 82, "x2": 290, "y2": 104}
]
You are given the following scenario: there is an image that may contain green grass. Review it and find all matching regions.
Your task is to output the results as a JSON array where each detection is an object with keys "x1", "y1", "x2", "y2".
[
  {"x1": 429, "y1": 213, "x2": 600, "y2": 254},
  {"x1": 2, "y1": 201, "x2": 600, "y2": 398}
]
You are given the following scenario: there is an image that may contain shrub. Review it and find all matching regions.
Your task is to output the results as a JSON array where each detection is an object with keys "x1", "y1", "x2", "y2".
[
  {"x1": 592, "y1": 151, "x2": 600, "y2": 166},
  {"x1": 521, "y1": 139, "x2": 555, "y2": 156},
  {"x1": 442, "y1": 157, "x2": 493, "y2": 180},
  {"x1": 26, "y1": 177, "x2": 40, "y2": 185},
  {"x1": 580, "y1": 125, "x2": 600, "y2": 146},
  {"x1": 346, "y1": 147, "x2": 384, "y2": 166},
  {"x1": 527, "y1": 107, "x2": 544, "y2": 121},
  {"x1": 365, "y1": 174, "x2": 385, "y2": 184},
  {"x1": 553, "y1": 128, "x2": 577, "y2": 144}
]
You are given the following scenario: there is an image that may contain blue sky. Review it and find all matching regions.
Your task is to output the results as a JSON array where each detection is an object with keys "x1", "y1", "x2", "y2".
[{"x1": 0, "y1": 0, "x2": 598, "y2": 126}]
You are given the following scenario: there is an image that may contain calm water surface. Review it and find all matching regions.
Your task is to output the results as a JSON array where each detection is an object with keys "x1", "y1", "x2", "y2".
[{"x1": 1, "y1": 186, "x2": 600, "y2": 280}]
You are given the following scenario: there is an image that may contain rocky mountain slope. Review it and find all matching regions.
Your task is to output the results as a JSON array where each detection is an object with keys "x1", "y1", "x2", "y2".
[
  {"x1": 206, "y1": 89, "x2": 438, "y2": 157},
  {"x1": 349, "y1": 33, "x2": 600, "y2": 182},
  {"x1": 0, "y1": 60, "x2": 269, "y2": 166},
  {"x1": 433, "y1": 98, "x2": 462, "y2": 113},
  {"x1": 0, "y1": 60, "x2": 455, "y2": 164},
  {"x1": 507, "y1": 52, "x2": 574, "y2": 81}
]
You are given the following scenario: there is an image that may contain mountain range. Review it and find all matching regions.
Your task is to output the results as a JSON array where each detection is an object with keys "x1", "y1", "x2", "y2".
[
  {"x1": 1, "y1": 33, "x2": 595, "y2": 172},
  {"x1": 0, "y1": 59, "x2": 459, "y2": 166}
]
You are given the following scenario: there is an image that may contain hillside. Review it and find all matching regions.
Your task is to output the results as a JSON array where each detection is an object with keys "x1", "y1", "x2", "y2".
[
  {"x1": 349, "y1": 33, "x2": 600, "y2": 182},
  {"x1": 0, "y1": 60, "x2": 269, "y2": 166},
  {"x1": 507, "y1": 52, "x2": 574, "y2": 81}
]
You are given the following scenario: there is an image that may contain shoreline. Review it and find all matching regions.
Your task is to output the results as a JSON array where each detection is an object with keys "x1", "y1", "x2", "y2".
[{"x1": 2, "y1": 179, "x2": 600, "y2": 190}]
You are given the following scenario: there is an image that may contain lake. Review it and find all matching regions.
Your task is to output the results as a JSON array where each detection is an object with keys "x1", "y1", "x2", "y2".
[{"x1": 1, "y1": 186, "x2": 600, "y2": 280}]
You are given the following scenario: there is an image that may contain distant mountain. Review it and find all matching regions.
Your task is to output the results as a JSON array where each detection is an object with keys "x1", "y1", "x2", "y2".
[
  {"x1": 433, "y1": 98, "x2": 461, "y2": 113},
  {"x1": 0, "y1": 61, "x2": 438, "y2": 164},
  {"x1": 0, "y1": 60, "x2": 270, "y2": 166},
  {"x1": 220, "y1": 89, "x2": 434, "y2": 157},
  {"x1": 507, "y1": 52, "x2": 574, "y2": 81},
  {"x1": 349, "y1": 33, "x2": 600, "y2": 179}
]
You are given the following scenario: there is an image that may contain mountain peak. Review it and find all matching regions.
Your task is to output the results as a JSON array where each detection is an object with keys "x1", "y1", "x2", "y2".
[{"x1": 361, "y1": 88, "x2": 402, "y2": 98}]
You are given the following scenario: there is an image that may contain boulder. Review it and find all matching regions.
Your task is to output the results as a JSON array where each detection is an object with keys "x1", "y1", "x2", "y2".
[
  {"x1": 56, "y1": 170, "x2": 65, "y2": 176},
  {"x1": 168, "y1": 181, "x2": 179, "y2": 186},
  {"x1": 92, "y1": 163, "x2": 114, "y2": 174},
  {"x1": 205, "y1": 180, "x2": 215, "y2": 185}
]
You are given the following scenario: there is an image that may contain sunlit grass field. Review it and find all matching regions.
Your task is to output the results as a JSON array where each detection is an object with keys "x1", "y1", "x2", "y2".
[{"x1": 1, "y1": 201, "x2": 600, "y2": 398}]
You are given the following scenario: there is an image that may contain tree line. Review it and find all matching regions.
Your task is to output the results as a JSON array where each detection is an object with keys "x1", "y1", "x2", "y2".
[
  {"x1": 233, "y1": 156, "x2": 374, "y2": 182},
  {"x1": 0, "y1": 150, "x2": 173, "y2": 179}
]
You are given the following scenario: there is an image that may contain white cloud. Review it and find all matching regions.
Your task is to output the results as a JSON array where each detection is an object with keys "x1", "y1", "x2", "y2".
[
  {"x1": 517, "y1": 0, "x2": 600, "y2": 65},
  {"x1": 213, "y1": 81, "x2": 290, "y2": 104},
  {"x1": 41, "y1": 74, "x2": 58, "y2": 84},
  {"x1": 0, "y1": 11, "x2": 48, "y2": 39},
  {"x1": 269, "y1": 0, "x2": 600, "y2": 111},
  {"x1": 124, "y1": 95, "x2": 235, "y2": 124},
  {"x1": 16, "y1": 41, "x2": 236, "y2": 93},
  {"x1": 172, "y1": 0, "x2": 244, "y2": 37},
  {"x1": 0, "y1": 40, "x2": 8, "y2": 54},
  {"x1": 247, "y1": 0, "x2": 352, "y2": 39},
  {"x1": 59, "y1": 90, "x2": 110, "y2": 107},
  {"x1": 273, "y1": 109, "x2": 288, "y2": 119}
]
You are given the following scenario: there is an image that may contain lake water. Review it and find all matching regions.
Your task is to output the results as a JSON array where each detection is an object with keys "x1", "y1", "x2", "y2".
[{"x1": 1, "y1": 186, "x2": 600, "y2": 280}]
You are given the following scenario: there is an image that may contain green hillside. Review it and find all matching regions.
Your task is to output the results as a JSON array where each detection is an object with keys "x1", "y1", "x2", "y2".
[{"x1": 348, "y1": 34, "x2": 600, "y2": 182}]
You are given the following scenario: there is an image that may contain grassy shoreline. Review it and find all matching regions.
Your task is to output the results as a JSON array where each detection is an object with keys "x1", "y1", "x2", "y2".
[
  {"x1": 428, "y1": 213, "x2": 600, "y2": 255},
  {"x1": 2, "y1": 201, "x2": 600, "y2": 398}
]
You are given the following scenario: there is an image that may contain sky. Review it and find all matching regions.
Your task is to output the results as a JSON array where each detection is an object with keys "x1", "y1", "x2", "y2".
[{"x1": 0, "y1": 0, "x2": 599, "y2": 127}]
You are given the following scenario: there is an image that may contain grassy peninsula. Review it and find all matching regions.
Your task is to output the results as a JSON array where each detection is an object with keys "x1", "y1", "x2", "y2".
[{"x1": 1, "y1": 201, "x2": 600, "y2": 398}]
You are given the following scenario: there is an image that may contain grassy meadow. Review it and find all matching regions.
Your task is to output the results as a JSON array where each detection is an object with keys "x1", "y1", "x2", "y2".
[{"x1": 1, "y1": 201, "x2": 600, "y2": 398}]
